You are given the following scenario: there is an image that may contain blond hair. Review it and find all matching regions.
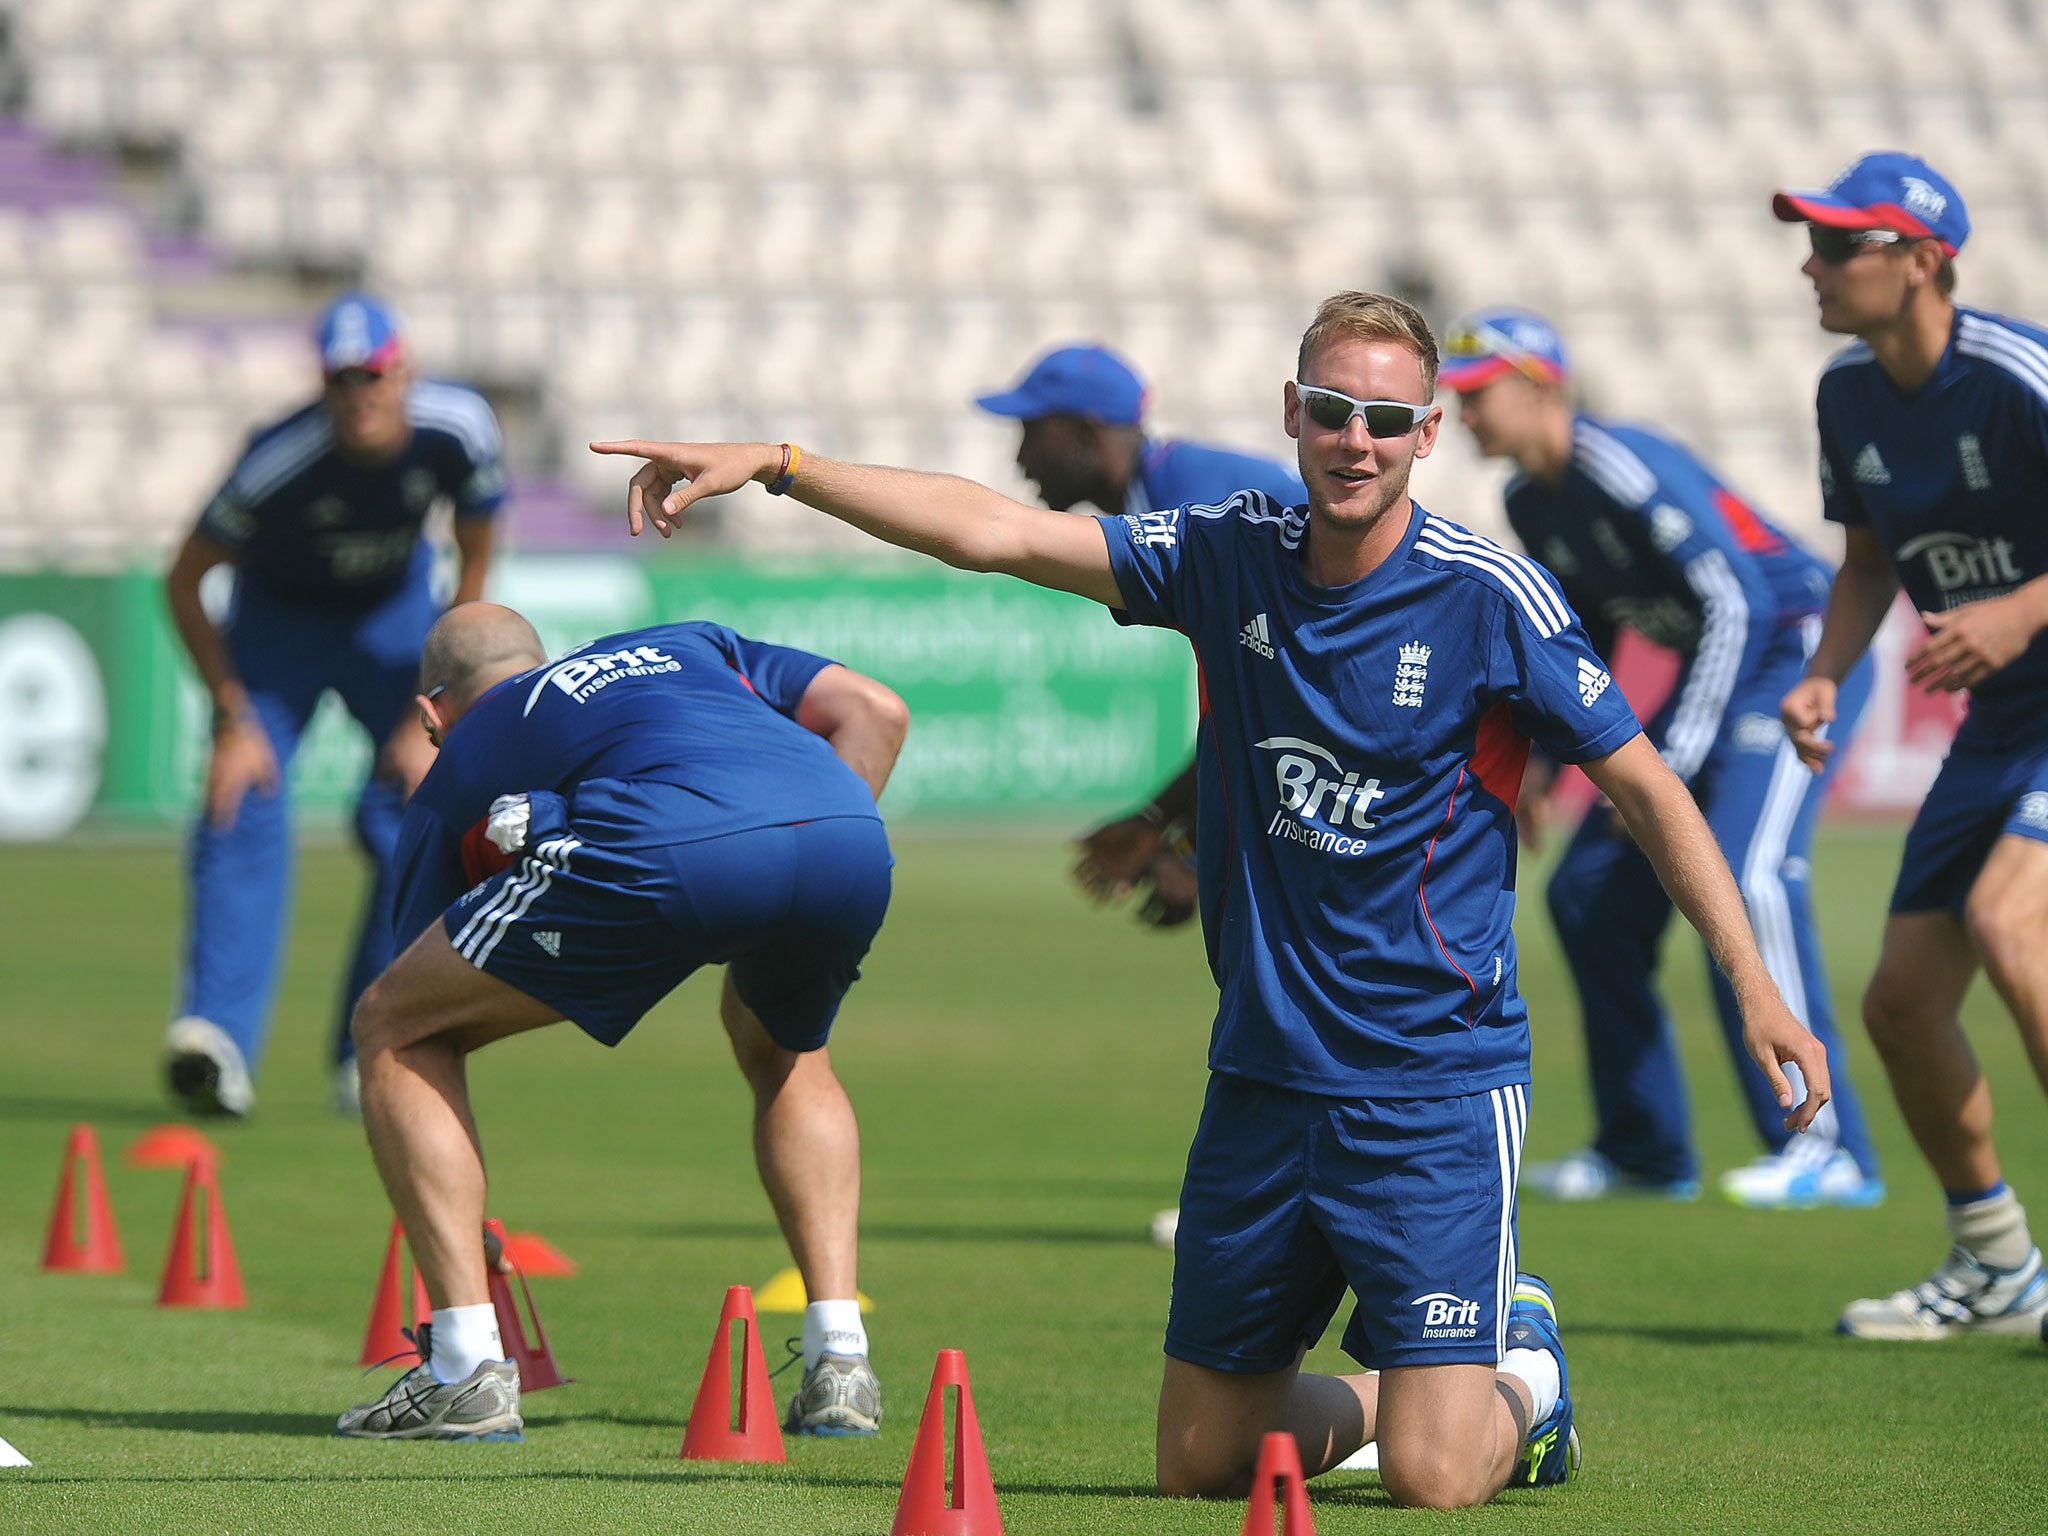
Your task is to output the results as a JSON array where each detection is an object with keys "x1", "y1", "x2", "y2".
[{"x1": 1297, "y1": 292, "x2": 1440, "y2": 400}]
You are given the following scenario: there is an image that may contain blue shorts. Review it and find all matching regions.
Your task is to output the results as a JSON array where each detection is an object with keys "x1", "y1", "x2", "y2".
[
  {"x1": 441, "y1": 804, "x2": 891, "y2": 1051},
  {"x1": 1891, "y1": 731, "x2": 2048, "y2": 915},
  {"x1": 1166, "y1": 1073, "x2": 1527, "y2": 1374}
]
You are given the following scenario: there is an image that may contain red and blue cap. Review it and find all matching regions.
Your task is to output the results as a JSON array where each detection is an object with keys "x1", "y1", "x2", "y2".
[
  {"x1": 1772, "y1": 151, "x2": 1969, "y2": 256},
  {"x1": 1440, "y1": 307, "x2": 1570, "y2": 393},
  {"x1": 316, "y1": 291, "x2": 405, "y2": 377},
  {"x1": 974, "y1": 343, "x2": 1148, "y2": 426}
]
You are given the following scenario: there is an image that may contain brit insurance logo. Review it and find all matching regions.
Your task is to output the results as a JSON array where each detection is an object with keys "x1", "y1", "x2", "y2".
[
  {"x1": 1123, "y1": 507, "x2": 1180, "y2": 551},
  {"x1": 1255, "y1": 735, "x2": 1387, "y2": 857},
  {"x1": 2017, "y1": 792, "x2": 2048, "y2": 831},
  {"x1": 523, "y1": 643, "x2": 682, "y2": 711},
  {"x1": 1412, "y1": 1291, "x2": 1482, "y2": 1340},
  {"x1": 1895, "y1": 531, "x2": 2024, "y2": 608},
  {"x1": 1901, "y1": 176, "x2": 1948, "y2": 222}
]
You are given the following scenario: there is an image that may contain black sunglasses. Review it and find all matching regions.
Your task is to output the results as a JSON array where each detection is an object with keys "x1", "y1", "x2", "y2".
[
  {"x1": 1806, "y1": 225, "x2": 1907, "y2": 264},
  {"x1": 1292, "y1": 383, "x2": 1438, "y2": 438}
]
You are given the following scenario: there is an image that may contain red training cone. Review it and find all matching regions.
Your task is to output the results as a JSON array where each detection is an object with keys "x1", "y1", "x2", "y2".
[
  {"x1": 503, "y1": 1230, "x2": 577, "y2": 1276},
  {"x1": 890, "y1": 1349, "x2": 1003, "y2": 1536},
  {"x1": 358, "y1": 1219, "x2": 434, "y2": 1366},
  {"x1": 156, "y1": 1155, "x2": 244, "y2": 1307},
  {"x1": 1239, "y1": 1432, "x2": 1316, "y2": 1536},
  {"x1": 125, "y1": 1124, "x2": 218, "y2": 1170},
  {"x1": 41, "y1": 1124, "x2": 122, "y2": 1273},
  {"x1": 679, "y1": 1284, "x2": 785, "y2": 1463},
  {"x1": 483, "y1": 1217, "x2": 567, "y2": 1390}
]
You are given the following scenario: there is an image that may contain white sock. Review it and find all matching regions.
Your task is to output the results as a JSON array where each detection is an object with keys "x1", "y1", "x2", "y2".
[
  {"x1": 1948, "y1": 1186, "x2": 2033, "y2": 1272},
  {"x1": 429, "y1": 1303, "x2": 503, "y2": 1385},
  {"x1": 802, "y1": 1298, "x2": 868, "y2": 1370},
  {"x1": 1498, "y1": 1348, "x2": 1560, "y2": 1434}
]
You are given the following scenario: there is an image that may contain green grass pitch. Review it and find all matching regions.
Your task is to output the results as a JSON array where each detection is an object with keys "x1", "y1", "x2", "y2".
[{"x1": 2, "y1": 827, "x2": 2045, "y2": 1534}]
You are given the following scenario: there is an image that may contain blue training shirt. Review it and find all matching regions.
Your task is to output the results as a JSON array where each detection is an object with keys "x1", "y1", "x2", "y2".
[
  {"x1": 1504, "y1": 413, "x2": 1832, "y2": 781},
  {"x1": 390, "y1": 621, "x2": 879, "y2": 949},
  {"x1": 198, "y1": 380, "x2": 506, "y2": 610},
  {"x1": 1100, "y1": 492, "x2": 1643, "y2": 1098},
  {"x1": 1127, "y1": 437, "x2": 1306, "y2": 519},
  {"x1": 1818, "y1": 305, "x2": 2048, "y2": 745}
]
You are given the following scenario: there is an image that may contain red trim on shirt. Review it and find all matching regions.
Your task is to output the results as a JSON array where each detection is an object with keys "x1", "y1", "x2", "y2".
[
  {"x1": 1418, "y1": 762, "x2": 1479, "y2": 1028},
  {"x1": 459, "y1": 816, "x2": 515, "y2": 886},
  {"x1": 1710, "y1": 485, "x2": 1784, "y2": 555},
  {"x1": 1469, "y1": 701, "x2": 1531, "y2": 813}
]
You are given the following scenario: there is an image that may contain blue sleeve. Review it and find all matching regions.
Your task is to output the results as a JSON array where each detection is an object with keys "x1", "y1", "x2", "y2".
[
  {"x1": 699, "y1": 624, "x2": 839, "y2": 717},
  {"x1": 1816, "y1": 392, "x2": 1867, "y2": 529},
  {"x1": 1493, "y1": 595, "x2": 1643, "y2": 765},
  {"x1": 453, "y1": 408, "x2": 507, "y2": 519},
  {"x1": 390, "y1": 802, "x2": 465, "y2": 949},
  {"x1": 1096, "y1": 503, "x2": 1194, "y2": 630},
  {"x1": 194, "y1": 436, "x2": 265, "y2": 552},
  {"x1": 1603, "y1": 430, "x2": 1780, "y2": 783}
]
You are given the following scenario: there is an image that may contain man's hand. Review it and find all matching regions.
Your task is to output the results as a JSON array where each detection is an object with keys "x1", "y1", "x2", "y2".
[
  {"x1": 1134, "y1": 850, "x2": 1199, "y2": 928},
  {"x1": 1740, "y1": 997, "x2": 1832, "y2": 1135},
  {"x1": 1779, "y1": 675, "x2": 1839, "y2": 773},
  {"x1": 206, "y1": 715, "x2": 280, "y2": 829},
  {"x1": 1073, "y1": 813, "x2": 1165, "y2": 903},
  {"x1": 588, "y1": 440, "x2": 780, "y2": 537},
  {"x1": 1514, "y1": 758, "x2": 1559, "y2": 850},
  {"x1": 1907, "y1": 595, "x2": 2041, "y2": 693}
]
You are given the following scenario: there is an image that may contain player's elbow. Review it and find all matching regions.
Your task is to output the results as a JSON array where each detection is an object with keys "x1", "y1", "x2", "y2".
[{"x1": 864, "y1": 682, "x2": 911, "y2": 748}]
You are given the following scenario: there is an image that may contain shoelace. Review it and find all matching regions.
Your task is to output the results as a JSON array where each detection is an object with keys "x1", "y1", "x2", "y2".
[
  {"x1": 363, "y1": 1321, "x2": 434, "y2": 1376},
  {"x1": 769, "y1": 1336, "x2": 806, "y2": 1381}
]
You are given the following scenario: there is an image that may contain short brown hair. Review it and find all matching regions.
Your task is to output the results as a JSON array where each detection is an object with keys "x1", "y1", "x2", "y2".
[
  {"x1": 1935, "y1": 255, "x2": 1956, "y2": 296},
  {"x1": 1297, "y1": 291, "x2": 1441, "y2": 400}
]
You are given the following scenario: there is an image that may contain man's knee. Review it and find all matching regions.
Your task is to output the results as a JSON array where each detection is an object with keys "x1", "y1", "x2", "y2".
[
  {"x1": 1154, "y1": 1428, "x2": 1251, "y2": 1499},
  {"x1": 1965, "y1": 887, "x2": 2047, "y2": 995},
  {"x1": 350, "y1": 977, "x2": 400, "y2": 1063},
  {"x1": 720, "y1": 982, "x2": 798, "y2": 1091},
  {"x1": 1861, "y1": 968, "x2": 1928, "y2": 1058},
  {"x1": 1377, "y1": 1440, "x2": 1496, "y2": 1510}
]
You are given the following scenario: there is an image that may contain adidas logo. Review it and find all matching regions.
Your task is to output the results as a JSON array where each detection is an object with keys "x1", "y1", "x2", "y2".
[
  {"x1": 1577, "y1": 656, "x2": 1612, "y2": 707},
  {"x1": 532, "y1": 930, "x2": 562, "y2": 958},
  {"x1": 1239, "y1": 611, "x2": 1276, "y2": 659},
  {"x1": 1853, "y1": 444, "x2": 1892, "y2": 486}
]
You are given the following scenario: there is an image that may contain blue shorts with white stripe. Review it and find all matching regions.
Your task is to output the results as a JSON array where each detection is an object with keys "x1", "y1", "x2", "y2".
[
  {"x1": 1166, "y1": 1072, "x2": 1527, "y2": 1374},
  {"x1": 443, "y1": 803, "x2": 891, "y2": 1052}
]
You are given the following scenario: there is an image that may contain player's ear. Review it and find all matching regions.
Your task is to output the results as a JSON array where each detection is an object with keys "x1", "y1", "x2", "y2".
[
  {"x1": 1413, "y1": 405, "x2": 1443, "y2": 461},
  {"x1": 1283, "y1": 380, "x2": 1302, "y2": 440},
  {"x1": 416, "y1": 692, "x2": 446, "y2": 748}
]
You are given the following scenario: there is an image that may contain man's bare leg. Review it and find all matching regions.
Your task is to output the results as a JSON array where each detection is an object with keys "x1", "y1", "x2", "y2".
[
  {"x1": 1964, "y1": 835, "x2": 2048, "y2": 1095},
  {"x1": 351, "y1": 925, "x2": 561, "y2": 1311},
  {"x1": 1156, "y1": 1356, "x2": 1532, "y2": 1509},
  {"x1": 719, "y1": 972, "x2": 859, "y2": 1301},
  {"x1": 1860, "y1": 910, "x2": 1987, "y2": 1190}
]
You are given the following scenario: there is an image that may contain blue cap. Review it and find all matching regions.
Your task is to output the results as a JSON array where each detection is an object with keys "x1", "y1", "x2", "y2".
[
  {"x1": 1773, "y1": 151, "x2": 1969, "y2": 255},
  {"x1": 1440, "y1": 307, "x2": 1570, "y2": 393},
  {"x1": 973, "y1": 343, "x2": 1147, "y2": 426},
  {"x1": 316, "y1": 291, "x2": 405, "y2": 376}
]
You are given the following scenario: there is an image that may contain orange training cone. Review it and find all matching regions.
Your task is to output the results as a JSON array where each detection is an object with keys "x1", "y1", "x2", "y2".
[
  {"x1": 359, "y1": 1219, "x2": 434, "y2": 1366},
  {"x1": 502, "y1": 1231, "x2": 577, "y2": 1276},
  {"x1": 890, "y1": 1349, "x2": 1003, "y2": 1536},
  {"x1": 1239, "y1": 1432, "x2": 1316, "y2": 1536},
  {"x1": 41, "y1": 1124, "x2": 122, "y2": 1273},
  {"x1": 679, "y1": 1285, "x2": 785, "y2": 1463},
  {"x1": 155, "y1": 1154, "x2": 244, "y2": 1308},
  {"x1": 126, "y1": 1124, "x2": 218, "y2": 1170},
  {"x1": 483, "y1": 1217, "x2": 566, "y2": 1390}
]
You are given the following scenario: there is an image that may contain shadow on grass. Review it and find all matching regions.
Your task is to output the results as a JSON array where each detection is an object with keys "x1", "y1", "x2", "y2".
[
  {"x1": 642, "y1": 1219, "x2": 1157, "y2": 1248},
  {"x1": 0, "y1": 1404, "x2": 336, "y2": 1438},
  {"x1": 1568, "y1": 1322, "x2": 1803, "y2": 1347},
  {"x1": 0, "y1": 1095, "x2": 174, "y2": 1127}
]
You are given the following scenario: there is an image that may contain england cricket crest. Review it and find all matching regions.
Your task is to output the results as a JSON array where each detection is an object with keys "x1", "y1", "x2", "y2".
[{"x1": 1393, "y1": 640, "x2": 1430, "y2": 708}]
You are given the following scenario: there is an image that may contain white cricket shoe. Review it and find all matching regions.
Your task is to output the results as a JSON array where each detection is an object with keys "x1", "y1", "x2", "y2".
[
  {"x1": 1720, "y1": 1142, "x2": 1884, "y2": 1210},
  {"x1": 1149, "y1": 1208, "x2": 1179, "y2": 1248},
  {"x1": 1839, "y1": 1244, "x2": 2048, "y2": 1339},
  {"x1": 163, "y1": 1016, "x2": 254, "y2": 1118},
  {"x1": 1522, "y1": 1148, "x2": 1699, "y2": 1203}
]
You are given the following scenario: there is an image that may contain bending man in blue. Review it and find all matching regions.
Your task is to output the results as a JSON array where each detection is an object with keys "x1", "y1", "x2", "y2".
[
  {"x1": 1774, "y1": 152, "x2": 2048, "y2": 1338},
  {"x1": 591, "y1": 289, "x2": 1828, "y2": 1507},
  {"x1": 161, "y1": 293, "x2": 501, "y2": 1117},
  {"x1": 1444, "y1": 307, "x2": 1881, "y2": 1210},
  {"x1": 338, "y1": 603, "x2": 907, "y2": 1440}
]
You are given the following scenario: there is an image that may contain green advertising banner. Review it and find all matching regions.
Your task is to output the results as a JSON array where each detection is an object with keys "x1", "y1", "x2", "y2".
[{"x1": 0, "y1": 556, "x2": 1196, "y2": 839}]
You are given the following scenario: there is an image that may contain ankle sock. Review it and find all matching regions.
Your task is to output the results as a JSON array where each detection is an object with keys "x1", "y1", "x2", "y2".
[
  {"x1": 1947, "y1": 1184, "x2": 2033, "y2": 1272},
  {"x1": 429, "y1": 1303, "x2": 503, "y2": 1385},
  {"x1": 802, "y1": 1298, "x2": 868, "y2": 1370},
  {"x1": 1498, "y1": 1348, "x2": 1560, "y2": 1433}
]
